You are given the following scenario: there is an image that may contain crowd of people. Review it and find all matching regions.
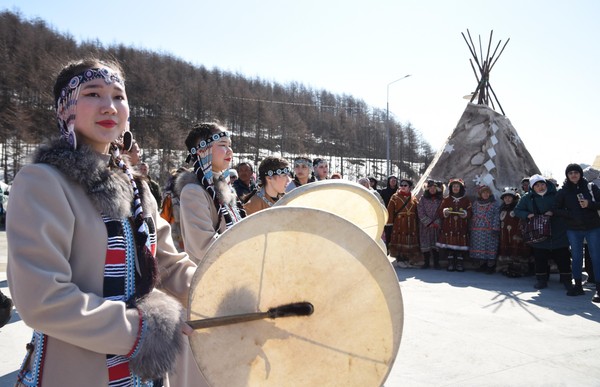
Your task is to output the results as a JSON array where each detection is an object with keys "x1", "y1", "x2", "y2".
[
  {"x1": 2, "y1": 56, "x2": 600, "y2": 385},
  {"x1": 377, "y1": 170, "x2": 600, "y2": 304}
]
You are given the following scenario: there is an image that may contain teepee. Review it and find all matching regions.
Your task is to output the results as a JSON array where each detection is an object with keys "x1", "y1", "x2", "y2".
[{"x1": 415, "y1": 30, "x2": 540, "y2": 199}]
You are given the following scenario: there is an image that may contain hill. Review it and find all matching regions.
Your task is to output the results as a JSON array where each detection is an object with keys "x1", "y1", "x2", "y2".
[{"x1": 0, "y1": 10, "x2": 434, "y2": 185}]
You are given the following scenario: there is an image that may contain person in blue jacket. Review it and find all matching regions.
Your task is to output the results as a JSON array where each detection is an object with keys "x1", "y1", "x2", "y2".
[{"x1": 515, "y1": 174, "x2": 573, "y2": 291}]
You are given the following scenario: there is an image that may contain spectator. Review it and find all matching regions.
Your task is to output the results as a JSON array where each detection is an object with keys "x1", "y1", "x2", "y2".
[
  {"x1": 138, "y1": 162, "x2": 162, "y2": 208},
  {"x1": 515, "y1": 174, "x2": 573, "y2": 291},
  {"x1": 122, "y1": 138, "x2": 141, "y2": 166},
  {"x1": 357, "y1": 177, "x2": 385, "y2": 206},
  {"x1": 233, "y1": 161, "x2": 256, "y2": 200},
  {"x1": 228, "y1": 168, "x2": 238, "y2": 185},
  {"x1": 378, "y1": 175, "x2": 398, "y2": 253},
  {"x1": 554, "y1": 164, "x2": 600, "y2": 300}
]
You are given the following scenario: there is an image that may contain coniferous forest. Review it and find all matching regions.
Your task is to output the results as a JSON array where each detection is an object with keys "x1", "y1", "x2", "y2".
[{"x1": 0, "y1": 10, "x2": 435, "y2": 186}]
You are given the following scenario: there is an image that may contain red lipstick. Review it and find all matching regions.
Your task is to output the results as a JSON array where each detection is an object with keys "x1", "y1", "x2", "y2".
[{"x1": 97, "y1": 120, "x2": 117, "y2": 128}]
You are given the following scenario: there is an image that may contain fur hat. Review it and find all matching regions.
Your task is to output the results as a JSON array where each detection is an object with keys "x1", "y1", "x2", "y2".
[
  {"x1": 529, "y1": 174, "x2": 546, "y2": 188},
  {"x1": 500, "y1": 187, "x2": 520, "y2": 200},
  {"x1": 477, "y1": 185, "x2": 492, "y2": 197},
  {"x1": 448, "y1": 178, "x2": 464, "y2": 187},
  {"x1": 565, "y1": 163, "x2": 584, "y2": 177}
]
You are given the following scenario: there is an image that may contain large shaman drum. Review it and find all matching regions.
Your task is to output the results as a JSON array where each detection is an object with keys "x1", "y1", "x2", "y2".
[{"x1": 187, "y1": 207, "x2": 403, "y2": 386}]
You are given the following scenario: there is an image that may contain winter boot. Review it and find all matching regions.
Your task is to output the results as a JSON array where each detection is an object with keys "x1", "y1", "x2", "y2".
[
  {"x1": 432, "y1": 250, "x2": 441, "y2": 270},
  {"x1": 455, "y1": 257, "x2": 465, "y2": 272},
  {"x1": 560, "y1": 273, "x2": 574, "y2": 292},
  {"x1": 593, "y1": 283, "x2": 600, "y2": 303},
  {"x1": 421, "y1": 252, "x2": 431, "y2": 269},
  {"x1": 567, "y1": 279, "x2": 585, "y2": 296},
  {"x1": 447, "y1": 257, "x2": 456, "y2": 272},
  {"x1": 534, "y1": 274, "x2": 548, "y2": 290}
]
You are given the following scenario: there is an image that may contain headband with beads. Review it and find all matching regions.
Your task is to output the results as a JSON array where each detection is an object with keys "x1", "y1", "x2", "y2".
[
  {"x1": 56, "y1": 67, "x2": 124, "y2": 149},
  {"x1": 265, "y1": 167, "x2": 291, "y2": 177},
  {"x1": 187, "y1": 131, "x2": 230, "y2": 162},
  {"x1": 294, "y1": 158, "x2": 313, "y2": 169}
]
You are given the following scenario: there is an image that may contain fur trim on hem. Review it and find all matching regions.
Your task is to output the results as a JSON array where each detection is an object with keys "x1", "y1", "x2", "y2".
[{"x1": 129, "y1": 291, "x2": 185, "y2": 380}]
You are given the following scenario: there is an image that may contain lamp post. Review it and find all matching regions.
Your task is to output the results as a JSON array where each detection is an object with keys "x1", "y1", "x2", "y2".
[{"x1": 386, "y1": 74, "x2": 411, "y2": 177}]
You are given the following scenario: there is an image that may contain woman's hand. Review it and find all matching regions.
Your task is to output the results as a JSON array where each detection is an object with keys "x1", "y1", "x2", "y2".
[{"x1": 182, "y1": 323, "x2": 194, "y2": 336}]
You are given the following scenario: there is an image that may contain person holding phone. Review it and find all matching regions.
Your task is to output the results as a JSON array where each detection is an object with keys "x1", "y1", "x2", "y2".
[{"x1": 554, "y1": 164, "x2": 600, "y2": 301}]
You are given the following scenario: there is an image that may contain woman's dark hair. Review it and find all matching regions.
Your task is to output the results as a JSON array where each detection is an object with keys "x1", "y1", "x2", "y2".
[
  {"x1": 53, "y1": 58, "x2": 125, "y2": 107},
  {"x1": 184, "y1": 122, "x2": 226, "y2": 151},
  {"x1": 257, "y1": 156, "x2": 290, "y2": 186}
]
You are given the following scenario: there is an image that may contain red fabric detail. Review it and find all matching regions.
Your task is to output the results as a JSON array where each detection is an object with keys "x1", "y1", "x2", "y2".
[
  {"x1": 105, "y1": 248, "x2": 126, "y2": 264},
  {"x1": 108, "y1": 361, "x2": 130, "y2": 381}
]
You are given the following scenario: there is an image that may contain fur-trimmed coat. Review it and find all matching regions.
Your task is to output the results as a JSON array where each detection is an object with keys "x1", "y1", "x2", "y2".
[
  {"x1": 175, "y1": 170, "x2": 238, "y2": 264},
  {"x1": 7, "y1": 140, "x2": 196, "y2": 386}
]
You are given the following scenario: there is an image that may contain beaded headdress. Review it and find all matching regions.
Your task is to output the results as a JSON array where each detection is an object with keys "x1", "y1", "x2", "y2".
[
  {"x1": 186, "y1": 127, "x2": 241, "y2": 230},
  {"x1": 56, "y1": 67, "x2": 124, "y2": 149}
]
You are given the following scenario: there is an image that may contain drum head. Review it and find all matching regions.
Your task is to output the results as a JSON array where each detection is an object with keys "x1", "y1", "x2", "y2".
[
  {"x1": 188, "y1": 207, "x2": 403, "y2": 386},
  {"x1": 275, "y1": 180, "x2": 387, "y2": 243}
]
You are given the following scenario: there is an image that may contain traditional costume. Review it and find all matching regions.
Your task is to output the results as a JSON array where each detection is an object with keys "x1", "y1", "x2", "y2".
[
  {"x1": 417, "y1": 180, "x2": 443, "y2": 269},
  {"x1": 497, "y1": 187, "x2": 532, "y2": 276},
  {"x1": 387, "y1": 180, "x2": 420, "y2": 266},
  {"x1": 470, "y1": 185, "x2": 500, "y2": 272},
  {"x1": 436, "y1": 178, "x2": 472, "y2": 271}
]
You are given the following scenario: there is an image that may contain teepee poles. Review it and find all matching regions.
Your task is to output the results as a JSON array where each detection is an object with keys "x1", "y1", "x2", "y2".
[{"x1": 461, "y1": 29, "x2": 509, "y2": 115}]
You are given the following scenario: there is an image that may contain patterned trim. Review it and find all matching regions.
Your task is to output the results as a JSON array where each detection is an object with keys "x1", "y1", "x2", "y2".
[
  {"x1": 103, "y1": 215, "x2": 156, "y2": 386},
  {"x1": 16, "y1": 331, "x2": 48, "y2": 387},
  {"x1": 256, "y1": 188, "x2": 277, "y2": 207}
]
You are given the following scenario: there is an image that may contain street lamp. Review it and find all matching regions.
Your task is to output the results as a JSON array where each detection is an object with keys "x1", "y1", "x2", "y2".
[{"x1": 386, "y1": 74, "x2": 411, "y2": 177}]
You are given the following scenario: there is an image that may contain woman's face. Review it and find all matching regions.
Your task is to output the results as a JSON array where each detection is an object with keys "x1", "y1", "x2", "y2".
[
  {"x1": 398, "y1": 181, "x2": 411, "y2": 193},
  {"x1": 211, "y1": 135, "x2": 233, "y2": 172},
  {"x1": 294, "y1": 163, "x2": 310, "y2": 181},
  {"x1": 268, "y1": 173, "x2": 291, "y2": 194},
  {"x1": 452, "y1": 183, "x2": 461, "y2": 193},
  {"x1": 315, "y1": 162, "x2": 329, "y2": 179},
  {"x1": 480, "y1": 190, "x2": 491, "y2": 200},
  {"x1": 532, "y1": 181, "x2": 547, "y2": 193},
  {"x1": 428, "y1": 185, "x2": 437, "y2": 195},
  {"x1": 567, "y1": 170, "x2": 581, "y2": 184},
  {"x1": 73, "y1": 70, "x2": 129, "y2": 153},
  {"x1": 389, "y1": 177, "x2": 397, "y2": 188},
  {"x1": 503, "y1": 195, "x2": 514, "y2": 205}
]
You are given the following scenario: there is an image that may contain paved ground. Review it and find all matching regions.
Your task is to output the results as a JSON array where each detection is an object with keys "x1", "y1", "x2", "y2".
[{"x1": 1, "y1": 229, "x2": 600, "y2": 386}]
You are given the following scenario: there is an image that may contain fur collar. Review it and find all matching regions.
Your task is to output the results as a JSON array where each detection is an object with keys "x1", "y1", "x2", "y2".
[
  {"x1": 174, "y1": 170, "x2": 237, "y2": 206},
  {"x1": 33, "y1": 139, "x2": 150, "y2": 219}
]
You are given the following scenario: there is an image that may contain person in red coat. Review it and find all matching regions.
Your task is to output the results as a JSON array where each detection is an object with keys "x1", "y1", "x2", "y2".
[{"x1": 436, "y1": 178, "x2": 472, "y2": 272}]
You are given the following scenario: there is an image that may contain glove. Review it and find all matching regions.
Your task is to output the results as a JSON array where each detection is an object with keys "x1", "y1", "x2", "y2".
[
  {"x1": 459, "y1": 209, "x2": 467, "y2": 219},
  {"x1": 442, "y1": 208, "x2": 450, "y2": 218}
]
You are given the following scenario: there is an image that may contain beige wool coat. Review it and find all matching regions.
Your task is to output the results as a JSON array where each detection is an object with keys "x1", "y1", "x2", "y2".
[{"x1": 7, "y1": 160, "x2": 197, "y2": 386}]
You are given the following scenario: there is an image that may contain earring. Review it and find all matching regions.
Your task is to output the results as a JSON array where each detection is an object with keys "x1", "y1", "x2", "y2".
[{"x1": 123, "y1": 130, "x2": 134, "y2": 152}]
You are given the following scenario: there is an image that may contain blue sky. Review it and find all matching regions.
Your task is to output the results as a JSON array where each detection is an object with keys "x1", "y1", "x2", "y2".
[{"x1": 2, "y1": 0, "x2": 599, "y2": 179}]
